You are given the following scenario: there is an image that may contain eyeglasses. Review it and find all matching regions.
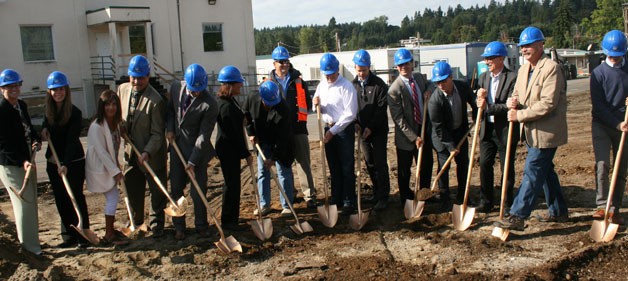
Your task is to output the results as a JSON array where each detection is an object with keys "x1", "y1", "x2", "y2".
[
  {"x1": 1, "y1": 82, "x2": 22, "y2": 89},
  {"x1": 275, "y1": 60, "x2": 290, "y2": 65},
  {"x1": 484, "y1": 56, "x2": 500, "y2": 61}
]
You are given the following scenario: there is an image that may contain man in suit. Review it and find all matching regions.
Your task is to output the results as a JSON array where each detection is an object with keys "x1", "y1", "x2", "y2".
[
  {"x1": 166, "y1": 64, "x2": 218, "y2": 240},
  {"x1": 476, "y1": 42, "x2": 519, "y2": 213},
  {"x1": 428, "y1": 61, "x2": 478, "y2": 212},
  {"x1": 352, "y1": 49, "x2": 390, "y2": 210},
  {"x1": 119, "y1": 55, "x2": 168, "y2": 237},
  {"x1": 388, "y1": 48, "x2": 433, "y2": 208},
  {"x1": 495, "y1": 26, "x2": 568, "y2": 231}
]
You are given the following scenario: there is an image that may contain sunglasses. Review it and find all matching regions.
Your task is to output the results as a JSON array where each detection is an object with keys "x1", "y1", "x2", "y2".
[{"x1": 275, "y1": 60, "x2": 290, "y2": 65}]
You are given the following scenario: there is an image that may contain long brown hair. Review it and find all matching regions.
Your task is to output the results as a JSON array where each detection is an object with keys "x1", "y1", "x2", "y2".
[
  {"x1": 94, "y1": 90, "x2": 122, "y2": 128},
  {"x1": 44, "y1": 85, "x2": 72, "y2": 126}
]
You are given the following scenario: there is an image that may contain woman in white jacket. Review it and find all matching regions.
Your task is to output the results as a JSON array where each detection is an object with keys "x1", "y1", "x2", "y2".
[{"x1": 85, "y1": 90, "x2": 126, "y2": 245}]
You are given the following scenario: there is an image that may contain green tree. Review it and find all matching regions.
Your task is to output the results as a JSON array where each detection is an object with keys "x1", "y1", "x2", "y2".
[
  {"x1": 299, "y1": 27, "x2": 317, "y2": 54},
  {"x1": 582, "y1": 0, "x2": 624, "y2": 40},
  {"x1": 553, "y1": 0, "x2": 572, "y2": 48}
]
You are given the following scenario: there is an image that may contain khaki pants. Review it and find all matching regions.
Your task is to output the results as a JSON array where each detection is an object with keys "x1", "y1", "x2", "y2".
[
  {"x1": 293, "y1": 134, "x2": 316, "y2": 201},
  {"x1": 0, "y1": 164, "x2": 41, "y2": 254}
]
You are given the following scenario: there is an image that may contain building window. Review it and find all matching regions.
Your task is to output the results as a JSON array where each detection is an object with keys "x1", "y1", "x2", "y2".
[
  {"x1": 203, "y1": 23, "x2": 223, "y2": 52},
  {"x1": 129, "y1": 25, "x2": 147, "y2": 54},
  {"x1": 20, "y1": 25, "x2": 54, "y2": 61}
]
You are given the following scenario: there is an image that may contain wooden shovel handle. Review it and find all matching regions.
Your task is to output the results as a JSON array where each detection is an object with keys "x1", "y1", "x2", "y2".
[
  {"x1": 430, "y1": 125, "x2": 475, "y2": 191},
  {"x1": 413, "y1": 93, "x2": 430, "y2": 196},
  {"x1": 461, "y1": 106, "x2": 484, "y2": 210},
  {"x1": 603, "y1": 108, "x2": 628, "y2": 222},
  {"x1": 498, "y1": 121, "x2": 515, "y2": 220}
]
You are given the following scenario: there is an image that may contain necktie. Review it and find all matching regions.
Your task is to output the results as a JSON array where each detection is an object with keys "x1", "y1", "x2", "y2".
[{"x1": 409, "y1": 78, "x2": 421, "y2": 124}]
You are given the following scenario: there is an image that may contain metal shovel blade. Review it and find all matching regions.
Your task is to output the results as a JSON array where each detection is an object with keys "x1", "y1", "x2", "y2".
[
  {"x1": 118, "y1": 223, "x2": 148, "y2": 239},
  {"x1": 164, "y1": 196, "x2": 188, "y2": 217},
  {"x1": 416, "y1": 188, "x2": 439, "y2": 201},
  {"x1": 290, "y1": 221, "x2": 314, "y2": 234},
  {"x1": 452, "y1": 204, "x2": 475, "y2": 231},
  {"x1": 215, "y1": 235, "x2": 243, "y2": 254},
  {"x1": 349, "y1": 211, "x2": 370, "y2": 230},
  {"x1": 71, "y1": 225, "x2": 101, "y2": 245},
  {"x1": 404, "y1": 199, "x2": 425, "y2": 219},
  {"x1": 491, "y1": 226, "x2": 510, "y2": 241},
  {"x1": 317, "y1": 204, "x2": 338, "y2": 228},
  {"x1": 249, "y1": 218, "x2": 273, "y2": 241},
  {"x1": 590, "y1": 220, "x2": 619, "y2": 242}
]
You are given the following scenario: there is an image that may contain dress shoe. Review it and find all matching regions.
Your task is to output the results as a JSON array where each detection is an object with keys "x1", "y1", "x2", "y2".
[
  {"x1": 253, "y1": 206, "x2": 271, "y2": 216},
  {"x1": 57, "y1": 240, "x2": 78, "y2": 248},
  {"x1": 440, "y1": 199, "x2": 453, "y2": 213},
  {"x1": 592, "y1": 208, "x2": 605, "y2": 219},
  {"x1": 174, "y1": 230, "x2": 186, "y2": 240},
  {"x1": 306, "y1": 199, "x2": 318, "y2": 209},
  {"x1": 342, "y1": 204, "x2": 355, "y2": 215},
  {"x1": 280, "y1": 208, "x2": 292, "y2": 217},
  {"x1": 476, "y1": 203, "x2": 493, "y2": 214},
  {"x1": 151, "y1": 226, "x2": 164, "y2": 238},
  {"x1": 373, "y1": 200, "x2": 388, "y2": 211},
  {"x1": 222, "y1": 223, "x2": 246, "y2": 231}
]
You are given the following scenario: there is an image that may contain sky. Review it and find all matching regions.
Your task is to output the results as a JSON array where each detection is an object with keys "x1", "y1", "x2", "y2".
[{"x1": 252, "y1": 0, "x2": 499, "y2": 29}]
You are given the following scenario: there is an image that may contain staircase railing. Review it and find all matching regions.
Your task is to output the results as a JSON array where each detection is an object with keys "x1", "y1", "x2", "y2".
[{"x1": 90, "y1": 55, "x2": 116, "y2": 85}]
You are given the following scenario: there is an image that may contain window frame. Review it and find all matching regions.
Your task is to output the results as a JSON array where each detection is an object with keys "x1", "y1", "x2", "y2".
[
  {"x1": 202, "y1": 22, "x2": 224, "y2": 52},
  {"x1": 20, "y1": 25, "x2": 55, "y2": 62}
]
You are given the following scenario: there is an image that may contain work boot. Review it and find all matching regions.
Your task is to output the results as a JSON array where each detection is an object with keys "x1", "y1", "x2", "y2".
[
  {"x1": 253, "y1": 206, "x2": 271, "y2": 216},
  {"x1": 535, "y1": 213, "x2": 569, "y2": 223},
  {"x1": 374, "y1": 200, "x2": 388, "y2": 211},
  {"x1": 592, "y1": 208, "x2": 605, "y2": 219},
  {"x1": 494, "y1": 215, "x2": 525, "y2": 231}
]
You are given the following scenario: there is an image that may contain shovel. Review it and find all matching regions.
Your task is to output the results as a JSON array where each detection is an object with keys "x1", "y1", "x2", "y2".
[
  {"x1": 242, "y1": 129, "x2": 273, "y2": 240},
  {"x1": 7, "y1": 148, "x2": 36, "y2": 203},
  {"x1": 491, "y1": 121, "x2": 515, "y2": 241},
  {"x1": 404, "y1": 94, "x2": 430, "y2": 219},
  {"x1": 349, "y1": 129, "x2": 369, "y2": 230},
  {"x1": 123, "y1": 136, "x2": 187, "y2": 217},
  {"x1": 316, "y1": 105, "x2": 338, "y2": 228},
  {"x1": 590, "y1": 109, "x2": 628, "y2": 242},
  {"x1": 429, "y1": 126, "x2": 475, "y2": 194},
  {"x1": 255, "y1": 144, "x2": 313, "y2": 234},
  {"x1": 452, "y1": 106, "x2": 484, "y2": 231},
  {"x1": 47, "y1": 139, "x2": 100, "y2": 245},
  {"x1": 117, "y1": 178, "x2": 148, "y2": 238},
  {"x1": 171, "y1": 141, "x2": 242, "y2": 253}
]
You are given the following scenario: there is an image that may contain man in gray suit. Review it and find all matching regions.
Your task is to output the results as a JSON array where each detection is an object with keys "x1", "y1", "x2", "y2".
[
  {"x1": 166, "y1": 64, "x2": 218, "y2": 240},
  {"x1": 476, "y1": 42, "x2": 519, "y2": 213},
  {"x1": 119, "y1": 55, "x2": 168, "y2": 237},
  {"x1": 388, "y1": 48, "x2": 433, "y2": 207}
]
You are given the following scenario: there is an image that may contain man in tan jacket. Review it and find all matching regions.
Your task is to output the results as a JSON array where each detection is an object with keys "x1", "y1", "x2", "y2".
[{"x1": 494, "y1": 27, "x2": 568, "y2": 231}]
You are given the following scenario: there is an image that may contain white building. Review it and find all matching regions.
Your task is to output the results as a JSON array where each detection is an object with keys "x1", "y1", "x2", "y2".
[{"x1": 0, "y1": 0, "x2": 256, "y2": 118}]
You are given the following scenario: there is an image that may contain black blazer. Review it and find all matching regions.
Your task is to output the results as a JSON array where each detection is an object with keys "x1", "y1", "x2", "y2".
[
  {"x1": 43, "y1": 105, "x2": 85, "y2": 164},
  {"x1": 477, "y1": 67, "x2": 520, "y2": 142},
  {"x1": 243, "y1": 93, "x2": 294, "y2": 166},
  {"x1": 428, "y1": 80, "x2": 478, "y2": 152},
  {"x1": 216, "y1": 96, "x2": 250, "y2": 160},
  {"x1": 0, "y1": 97, "x2": 40, "y2": 166},
  {"x1": 352, "y1": 71, "x2": 389, "y2": 137}
]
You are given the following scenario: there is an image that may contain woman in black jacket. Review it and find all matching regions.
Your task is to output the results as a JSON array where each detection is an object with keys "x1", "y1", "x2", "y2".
[
  {"x1": 42, "y1": 71, "x2": 91, "y2": 248},
  {"x1": 215, "y1": 66, "x2": 252, "y2": 230}
]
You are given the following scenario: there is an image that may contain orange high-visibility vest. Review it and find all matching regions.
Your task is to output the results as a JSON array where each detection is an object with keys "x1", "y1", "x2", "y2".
[{"x1": 295, "y1": 78, "x2": 308, "y2": 122}]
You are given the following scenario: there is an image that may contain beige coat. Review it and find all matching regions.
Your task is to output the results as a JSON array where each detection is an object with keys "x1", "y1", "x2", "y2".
[
  {"x1": 513, "y1": 55, "x2": 567, "y2": 148},
  {"x1": 85, "y1": 120, "x2": 120, "y2": 193}
]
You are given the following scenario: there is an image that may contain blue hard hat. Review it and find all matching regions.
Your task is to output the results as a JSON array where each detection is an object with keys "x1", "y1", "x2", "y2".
[
  {"x1": 0, "y1": 69, "x2": 22, "y2": 87},
  {"x1": 184, "y1": 64, "x2": 208, "y2": 92},
  {"x1": 272, "y1": 46, "x2": 290, "y2": 60},
  {"x1": 320, "y1": 53, "x2": 339, "y2": 75},
  {"x1": 353, "y1": 49, "x2": 371, "y2": 67},
  {"x1": 128, "y1": 55, "x2": 150, "y2": 77},
  {"x1": 481, "y1": 41, "x2": 508, "y2": 57},
  {"x1": 259, "y1": 80, "x2": 281, "y2": 107},
  {"x1": 217, "y1": 65, "x2": 245, "y2": 83},
  {"x1": 602, "y1": 30, "x2": 627, "y2": 57},
  {"x1": 518, "y1": 26, "x2": 545, "y2": 46},
  {"x1": 46, "y1": 71, "x2": 69, "y2": 89},
  {"x1": 431, "y1": 61, "x2": 451, "y2": 82},
  {"x1": 394, "y1": 49, "x2": 413, "y2": 66}
]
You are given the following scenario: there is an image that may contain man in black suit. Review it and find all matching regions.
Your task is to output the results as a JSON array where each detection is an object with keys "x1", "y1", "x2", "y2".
[
  {"x1": 476, "y1": 42, "x2": 519, "y2": 213},
  {"x1": 166, "y1": 64, "x2": 218, "y2": 240},
  {"x1": 428, "y1": 62, "x2": 478, "y2": 211}
]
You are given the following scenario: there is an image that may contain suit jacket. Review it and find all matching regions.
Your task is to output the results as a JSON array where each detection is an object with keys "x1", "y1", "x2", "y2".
[
  {"x1": 388, "y1": 73, "x2": 432, "y2": 151},
  {"x1": 0, "y1": 98, "x2": 40, "y2": 166},
  {"x1": 216, "y1": 96, "x2": 250, "y2": 160},
  {"x1": 429, "y1": 80, "x2": 478, "y2": 152},
  {"x1": 85, "y1": 120, "x2": 121, "y2": 193},
  {"x1": 118, "y1": 83, "x2": 167, "y2": 170},
  {"x1": 478, "y1": 67, "x2": 520, "y2": 142},
  {"x1": 243, "y1": 93, "x2": 294, "y2": 166},
  {"x1": 43, "y1": 105, "x2": 85, "y2": 164},
  {"x1": 513, "y1": 55, "x2": 567, "y2": 148},
  {"x1": 353, "y1": 71, "x2": 389, "y2": 137},
  {"x1": 166, "y1": 81, "x2": 218, "y2": 167}
]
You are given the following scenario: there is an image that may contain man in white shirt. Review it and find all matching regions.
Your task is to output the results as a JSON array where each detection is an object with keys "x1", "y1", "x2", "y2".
[
  {"x1": 476, "y1": 41, "x2": 518, "y2": 213},
  {"x1": 313, "y1": 53, "x2": 359, "y2": 214}
]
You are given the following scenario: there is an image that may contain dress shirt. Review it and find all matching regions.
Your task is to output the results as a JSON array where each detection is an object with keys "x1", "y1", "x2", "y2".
[
  {"x1": 400, "y1": 75, "x2": 424, "y2": 116},
  {"x1": 605, "y1": 57, "x2": 626, "y2": 68},
  {"x1": 313, "y1": 75, "x2": 358, "y2": 135},
  {"x1": 487, "y1": 70, "x2": 502, "y2": 123},
  {"x1": 442, "y1": 86, "x2": 463, "y2": 129}
]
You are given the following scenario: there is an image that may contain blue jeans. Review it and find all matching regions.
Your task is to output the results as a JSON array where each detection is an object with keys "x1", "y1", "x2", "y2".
[
  {"x1": 257, "y1": 144, "x2": 294, "y2": 209},
  {"x1": 325, "y1": 125, "x2": 356, "y2": 207},
  {"x1": 510, "y1": 145, "x2": 568, "y2": 218}
]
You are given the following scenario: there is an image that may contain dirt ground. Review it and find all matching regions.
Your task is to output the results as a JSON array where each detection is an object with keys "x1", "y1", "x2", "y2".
[{"x1": 2, "y1": 78, "x2": 628, "y2": 280}]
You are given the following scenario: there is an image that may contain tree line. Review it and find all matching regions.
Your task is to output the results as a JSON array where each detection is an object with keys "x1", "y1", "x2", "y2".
[{"x1": 254, "y1": 0, "x2": 625, "y2": 56}]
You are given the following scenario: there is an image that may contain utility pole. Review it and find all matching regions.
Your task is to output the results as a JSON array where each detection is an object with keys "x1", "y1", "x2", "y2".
[{"x1": 335, "y1": 32, "x2": 341, "y2": 52}]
